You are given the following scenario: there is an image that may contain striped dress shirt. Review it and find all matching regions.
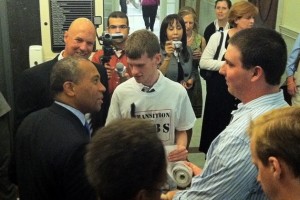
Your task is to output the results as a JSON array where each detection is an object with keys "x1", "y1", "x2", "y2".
[{"x1": 174, "y1": 91, "x2": 288, "y2": 200}]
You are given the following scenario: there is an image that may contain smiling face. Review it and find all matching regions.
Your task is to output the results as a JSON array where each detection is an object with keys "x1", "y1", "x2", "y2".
[
  {"x1": 73, "y1": 60, "x2": 106, "y2": 113},
  {"x1": 63, "y1": 18, "x2": 96, "y2": 58}
]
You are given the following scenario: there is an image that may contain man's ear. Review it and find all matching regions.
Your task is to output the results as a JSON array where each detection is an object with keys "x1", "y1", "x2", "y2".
[
  {"x1": 268, "y1": 156, "x2": 282, "y2": 180},
  {"x1": 63, "y1": 31, "x2": 68, "y2": 44},
  {"x1": 135, "y1": 189, "x2": 148, "y2": 200},
  {"x1": 154, "y1": 53, "x2": 162, "y2": 66},
  {"x1": 251, "y1": 66, "x2": 263, "y2": 82},
  {"x1": 63, "y1": 81, "x2": 76, "y2": 97}
]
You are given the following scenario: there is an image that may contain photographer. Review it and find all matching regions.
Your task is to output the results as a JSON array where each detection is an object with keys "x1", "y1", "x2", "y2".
[
  {"x1": 92, "y1": 11, "x2": 132, "y2": 96},
  {"x1": 159, "y1": 14, "x2": 196, "y2": 148}
]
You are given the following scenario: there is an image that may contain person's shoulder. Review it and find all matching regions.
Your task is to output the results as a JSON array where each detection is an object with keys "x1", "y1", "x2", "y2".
[
  {"x1": 91, "y1": 50, "x2": 104, "y2": 63},
  {"x1": 205, "y1": 21, "x2": 215, "y2": 29},
  {"x1": 112, "y1": 78, "x2": 134, "y2": 93},
  {"x1": 204, "y1": 22, "x2": 215, "y2": 32},
  {"x1": 194, "y1": 32, "x2": 203, "y2": 41},
  {"x1": 18, "y1": 106, "x2": 49, "y2": 128},
  {"x1": 92, "y1": 62, "x2": 107, "y2": 76},
  {"x1": 208, "y1": 30, "x2": 226, "y2": 44},
  {"x1": 21, "y1": 56, "x2": 58, "y2": 77},
  {"x1": 162, "y1": 76, "x2": 186, "y2": 91}
]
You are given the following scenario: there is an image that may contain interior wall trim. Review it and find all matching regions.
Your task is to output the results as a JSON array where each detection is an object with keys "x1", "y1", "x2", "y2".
[{"x1": 279, "y1": 25, "x2": 299, "y2": 40}]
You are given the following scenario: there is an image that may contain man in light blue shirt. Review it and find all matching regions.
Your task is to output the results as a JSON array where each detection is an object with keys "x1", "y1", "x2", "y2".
[
  {"x1": 286, "y1": 33, "x2": 300, "y2": 105},
  {"x1": 163, "y1": 28, "x2": 288, "y2": 199}
]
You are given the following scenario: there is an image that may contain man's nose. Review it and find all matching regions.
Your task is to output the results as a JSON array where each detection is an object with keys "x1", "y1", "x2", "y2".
[
  {"x1": 98, "y1": 82, "x2": 106, "y2": 92},
  {"x1": 79, "y1": 42, "x2": 89, "y2": 51},
  {"x1": 219, "y1": 63, "x2": 226, "y2": 75},
  {"x1": 131, "y1": 66, "x2": 140, "y2": 75}
]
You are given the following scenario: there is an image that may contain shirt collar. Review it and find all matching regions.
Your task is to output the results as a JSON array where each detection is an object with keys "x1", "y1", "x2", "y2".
[
  {"x1": 54, "y1": 101, "x2": 86, "y2": 126},
  {"x1": 57, "y1": 51, "x2": 64, "y2": 61},
  {"x1": 136, "y1": 70, "x2": 162, "y2": 93}
]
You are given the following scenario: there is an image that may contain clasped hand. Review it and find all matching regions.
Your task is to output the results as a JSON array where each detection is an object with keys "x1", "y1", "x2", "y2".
[{"x1": 167, "y1": 145, "x2": 188, "y2": 162}]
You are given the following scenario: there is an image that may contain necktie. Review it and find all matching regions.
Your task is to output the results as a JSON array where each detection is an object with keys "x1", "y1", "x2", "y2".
[
  {"x1": 141, "y1": 86, "x2": 155, "y2": 93},
  {"x1": 84, "y1": 121, "x2": 91, "y2": 136}
]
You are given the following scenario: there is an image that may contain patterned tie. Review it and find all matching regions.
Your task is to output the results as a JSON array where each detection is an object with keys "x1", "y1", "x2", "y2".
[
  {"x1": 84, "y1": 121, "x2": 91, "y2": 137},
  {"x1": 141, "y1": 86, "x2": 155, "y2": 93}
]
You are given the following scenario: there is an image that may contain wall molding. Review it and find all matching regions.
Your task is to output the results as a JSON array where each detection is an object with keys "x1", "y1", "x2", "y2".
[{"x1": 279, "y1": 25, "x2": 299, "y2": 40}]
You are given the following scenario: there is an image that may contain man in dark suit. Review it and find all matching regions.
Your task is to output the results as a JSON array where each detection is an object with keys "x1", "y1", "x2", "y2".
[
  {"x1": 15, "y1": 56, "x2": 106, "y2": 200},
  {"x1": 14, "y1": 17, "x2": 109, "y2": 132},
  {"x1": 0, "y1": 92, "x2": 17, "y2": 200}
]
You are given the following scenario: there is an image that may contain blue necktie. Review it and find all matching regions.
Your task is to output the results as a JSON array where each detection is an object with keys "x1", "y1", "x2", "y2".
[{"x1": 84, "y1": 121, "x2": 91, "y2": 136}]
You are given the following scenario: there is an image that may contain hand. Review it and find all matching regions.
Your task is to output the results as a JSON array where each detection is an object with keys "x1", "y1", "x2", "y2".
[
  {"x1": 181, "y1": 79, "x2": 193, "y2": 89},
  {"x1": 287, "y1": 76, "x2": 297, "y2": 96},
  {"x1": 192, "y1": 49, "x2": 202, "y2": 60},
  {"x1": 164, "y1": 41, "x2": 175, "y2": 57},
  {"x1": 124, "y1": 72, "x2": 130, "y2": 79},
  {"x1": 184, "y1": 161, "x2": 202, "y2": 176},
  {"x1": 161, "y1": 190, "x2": 177, "y2": 200},
  {"x1": 104, "y1": 63, "x2": 114, "y2": 79},
  {"x1": 168, "y1": 145, "x2": 188, "y2": 162}
]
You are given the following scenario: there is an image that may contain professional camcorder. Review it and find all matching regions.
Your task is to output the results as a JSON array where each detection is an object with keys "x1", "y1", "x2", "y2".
[{"x1": 97, "y1": 32, "x2": 124, "y2": 63}]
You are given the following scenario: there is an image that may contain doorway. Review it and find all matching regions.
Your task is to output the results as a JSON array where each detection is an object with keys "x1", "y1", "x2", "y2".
[{"x1": 103, "y1": 0, "x2": 180, "y2": 37}]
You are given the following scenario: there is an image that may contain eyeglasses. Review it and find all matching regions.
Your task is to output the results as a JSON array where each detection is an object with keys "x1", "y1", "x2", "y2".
[{"x1": 108, "y1": 25, "x2": 129, "y2": 30}]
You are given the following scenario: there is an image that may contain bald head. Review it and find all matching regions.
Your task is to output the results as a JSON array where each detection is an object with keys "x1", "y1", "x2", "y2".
[
  {"x1": 68, "y1": 17, "x2": 95, "y2": 33},
  {"x1": 63, "y1": 17, "x2": 96, "y2": 58}
]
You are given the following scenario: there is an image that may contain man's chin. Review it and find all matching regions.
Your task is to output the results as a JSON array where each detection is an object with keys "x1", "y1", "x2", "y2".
[{"x1": 134, "y1": 77, "x2": 141, "y2": 83}]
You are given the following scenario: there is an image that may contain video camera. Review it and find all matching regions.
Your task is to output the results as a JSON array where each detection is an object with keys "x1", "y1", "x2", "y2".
[{"x1": 97, "y1": 32, "x2": 124, "y2": 63}]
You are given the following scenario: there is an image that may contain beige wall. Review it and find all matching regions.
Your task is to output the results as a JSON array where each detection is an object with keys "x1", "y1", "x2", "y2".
[{"x1": 277, "y1": 0, "x2": 300, "y2": 54}]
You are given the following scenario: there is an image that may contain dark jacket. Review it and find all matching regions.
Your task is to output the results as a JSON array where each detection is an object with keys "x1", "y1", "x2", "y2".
[
  {"x1": 15, "y1": 103, "x2": 96, "y2": 200},
  {"x1": 14, "y1": 55, "x2": 109, "y2": 132}
]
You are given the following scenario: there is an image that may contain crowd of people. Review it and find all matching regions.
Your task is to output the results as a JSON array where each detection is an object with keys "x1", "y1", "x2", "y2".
[{"x1": 2, "y1": 0, "x2": 300, "y2": 200}]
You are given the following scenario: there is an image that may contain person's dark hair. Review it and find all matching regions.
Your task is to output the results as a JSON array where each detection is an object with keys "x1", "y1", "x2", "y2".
[
  {"x1": 215, "y1": 0, "x2": 232, "y2": 9},
  {"x1": 248, "y1": 106, "x2": 300, "y2": 179},
  {"x1": 107, "y1": 11, "x2": 129, "y2": 26},
  {"x1": 50, "y1": 56, "x2": 86, "y2": 98},
  {"x1": 229, "y1": 27, "x2": 287, "y2": 85},
  {"x1": 85, "y1": 118, "x2": 167, "y2": 200},
  {"x1": 125, "y1": 29, "x2": 160, "y2": 59},
  {"x1": 159, "y1": 14, "x2": 190, "y2": 62}
]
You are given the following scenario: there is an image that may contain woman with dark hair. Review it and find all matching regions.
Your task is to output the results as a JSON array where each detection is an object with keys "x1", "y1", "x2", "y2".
[{"x1": 159, "y1": 14, "x2": 196, "y2": 148}]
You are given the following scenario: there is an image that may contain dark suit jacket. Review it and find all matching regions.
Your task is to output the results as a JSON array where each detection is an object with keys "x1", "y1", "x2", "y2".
[
  {"x1": 15, "y1": 103, "x2": 96, "y2": 200},
  {"x1": 14, "y1": 55, "x2": 109, "y2": 132}
]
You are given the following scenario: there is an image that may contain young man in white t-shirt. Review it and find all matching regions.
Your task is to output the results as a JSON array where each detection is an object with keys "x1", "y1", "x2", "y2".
[{"x1": 105, "y1": 29, "x2": 196, "y2": 162}]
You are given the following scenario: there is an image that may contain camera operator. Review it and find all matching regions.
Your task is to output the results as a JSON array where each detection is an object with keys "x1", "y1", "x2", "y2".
[{"x1": 92, "y1": 11, "x2": 132, "y2": 96}]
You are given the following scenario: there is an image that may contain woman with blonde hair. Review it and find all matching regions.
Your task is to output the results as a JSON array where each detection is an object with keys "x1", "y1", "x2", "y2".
[{"x1": 178, "y1": 6, "x2": 206, "y2": 148}]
